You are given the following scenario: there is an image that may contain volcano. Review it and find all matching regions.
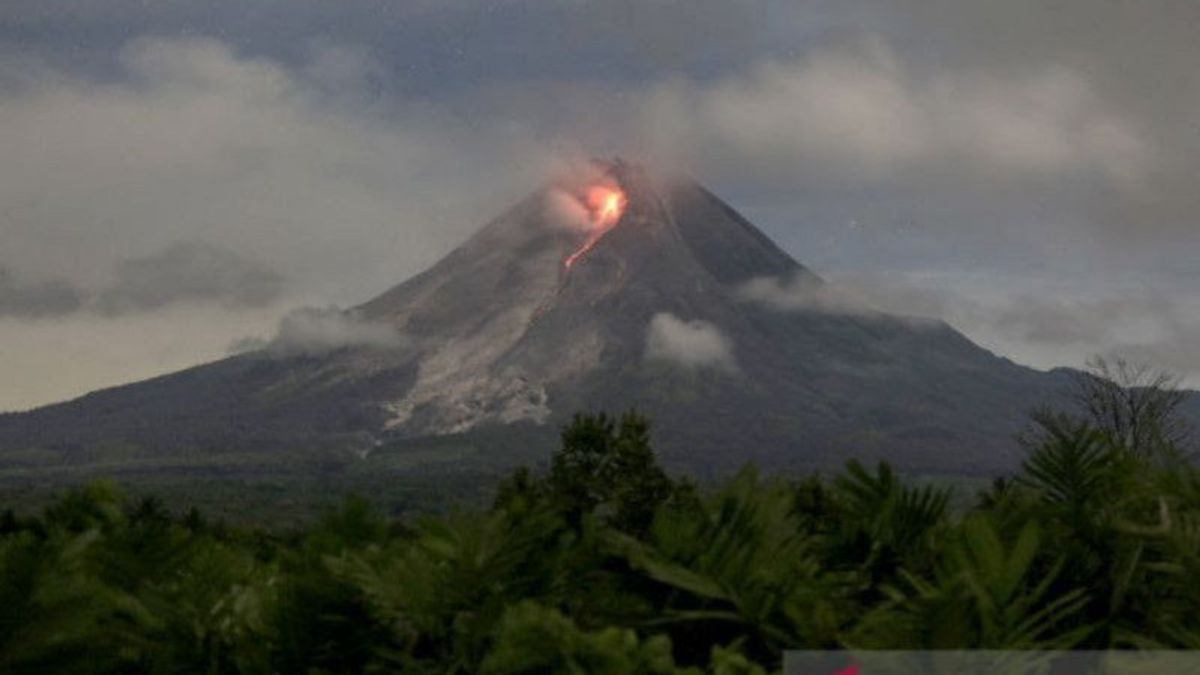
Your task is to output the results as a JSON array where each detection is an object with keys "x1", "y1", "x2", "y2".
[{"x1": 0, "y1": 159, "x2": 1080, "y2": 484}]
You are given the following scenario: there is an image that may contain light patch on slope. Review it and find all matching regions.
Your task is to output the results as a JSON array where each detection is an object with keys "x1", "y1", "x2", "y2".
[
  {"x1": 381, "y1": 300, "x2": 554, "y2": 432},
  {"x1": 380, "y1": 242, "x2": 605, "y2": 434},
  {"x1": 645, "y1": 313, "x2": 736, "y2": 371}
]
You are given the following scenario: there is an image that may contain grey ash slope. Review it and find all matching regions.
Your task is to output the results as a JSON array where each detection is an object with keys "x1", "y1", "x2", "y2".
[{"x1": 1, "y1": 161, "x2": 1074, "y2": 477}]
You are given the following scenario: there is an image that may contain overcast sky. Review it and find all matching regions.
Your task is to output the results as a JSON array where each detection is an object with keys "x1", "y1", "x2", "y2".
[{"x1": 2, "y1": 1, "x2": 1198, "y2": 411}]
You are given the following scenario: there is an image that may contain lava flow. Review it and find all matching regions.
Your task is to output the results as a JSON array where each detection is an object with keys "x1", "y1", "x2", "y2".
[{"x1": 563, "y1": 185, "x2": 627, "y2": 270}]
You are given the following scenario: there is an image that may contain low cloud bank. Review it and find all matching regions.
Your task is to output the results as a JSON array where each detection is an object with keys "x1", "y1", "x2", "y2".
[
  {"x1": 99, "y1": 242, "x2": 284, "y2": 314},
  {"x1": 737, "y1": 274, "x2": 878, "y2": 315},
  {"x1": 644, "y1": 312, "x2": 736, "y2": 371},
  {"x1": 792, "y1": 271, "x2": 1200, "y2": 387},
  {"x1": 0, "y1": 243, "x2": 285, "y2": 318},
  {"x1": 233, "y1": 306, "x2": 404, "y2": 357}
]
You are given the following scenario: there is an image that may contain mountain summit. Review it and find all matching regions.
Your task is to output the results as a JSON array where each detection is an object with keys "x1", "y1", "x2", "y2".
[
  {"x1": 352, "y1": 158, "x2": 822, "y2": 440},
  {"x1": 0, "y1": 159, "x2": 1070, "y2": 477}
]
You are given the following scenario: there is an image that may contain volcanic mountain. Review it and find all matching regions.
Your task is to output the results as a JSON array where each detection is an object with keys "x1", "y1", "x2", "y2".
[{"x1": 1, "y1": 159, "x2": 1080, "y2": 484}]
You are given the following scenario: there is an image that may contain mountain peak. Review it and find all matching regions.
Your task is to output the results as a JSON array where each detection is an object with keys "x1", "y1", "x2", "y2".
[
  {"x1": 359, "y1": 160, "x2": 811, "y2": 321},
  {"x1": 345, "y1": 163, "x2": 825, "y2": 436}
]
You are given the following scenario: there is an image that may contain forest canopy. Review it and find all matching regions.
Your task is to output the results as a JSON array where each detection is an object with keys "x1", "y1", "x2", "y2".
[{"x1": 2, "y1": 367, "x2": 1199, "y2": 673}]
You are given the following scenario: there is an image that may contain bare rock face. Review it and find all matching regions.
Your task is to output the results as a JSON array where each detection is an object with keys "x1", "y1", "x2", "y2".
[{"x1": 0, "y1": 159, "x2": 1077, "y2": 476}]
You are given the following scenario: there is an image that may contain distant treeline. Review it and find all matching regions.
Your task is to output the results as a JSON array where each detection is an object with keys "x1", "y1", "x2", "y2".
[{"x1": 1, "y1": 359, "x2": 1198, "y2": 673}]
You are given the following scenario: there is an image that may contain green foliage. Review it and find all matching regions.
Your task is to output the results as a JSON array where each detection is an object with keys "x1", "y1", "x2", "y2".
[
  {"x1": 329, "y1": 507, "x2": 570, "y2": 672},
  {"x1": 480, "y1": 601, "x2": 683, "y2": 675},
  {"x1": 607, "y1": 467, "x2": 848, "y2": 667},
  {"x1": 545, "y1": 411, "x2": 684, "y2": 536},
  {"x1": 2, "y1": 400, "x2": 1200, "y2": 671},
  {"x1": 851, "y1": 516, "x2": 1090, "y2": 649},
  {"x1": 829, "y1": 460, "x2": 950, "y2": 585}
]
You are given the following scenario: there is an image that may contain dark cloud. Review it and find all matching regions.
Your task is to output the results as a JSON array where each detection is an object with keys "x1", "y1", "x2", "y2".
[
  {"x1": 0, "y1": 268, "x2": 84, "y2": 318},
  {"x1": 0, "y1": 0, "x2": 780, "y2": 88},
  {"x1": 1, "y1": 242, "x2": 283, "y2": 318},
  {"x1": 98, "y1": 242, "x2": 284, "y2": 314}
]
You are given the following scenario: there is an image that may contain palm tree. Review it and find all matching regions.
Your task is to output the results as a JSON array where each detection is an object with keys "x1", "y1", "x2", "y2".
[
  {"x1": 606, "y1": 467, "x2": 850, "y2": 667},
  {"x1": 849, "y1": 516, "x2": 1091, "y2": 650},
  {"x1": 330, "y1": 506, "x2": 571, "y2": 672}
]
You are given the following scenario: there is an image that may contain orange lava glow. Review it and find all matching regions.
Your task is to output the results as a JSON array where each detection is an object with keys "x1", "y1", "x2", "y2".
[
  {"x1": 587, "y1": 186, "x2": 625, "y2": 224},
  {"x1": 564, "y1": 185, "x2": 627, "y2": 269}
]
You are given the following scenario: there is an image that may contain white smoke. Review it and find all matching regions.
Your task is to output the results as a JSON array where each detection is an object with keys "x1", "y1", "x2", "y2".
[
  {"x1": 645, "y1": 312, "x2": 736, "y2": 371},
  {"x1": 543, "y1": 189, "x2": 593, "y2": 233},
  {"x1": 737, "y1": 274, "x2": 876, "y2": 314},
  {"x1": 541, "y1": 158, "x2": 623, "y2": 233},
  {"x1": 235, "y1": 306, "x2": 404, "y2": 357}
]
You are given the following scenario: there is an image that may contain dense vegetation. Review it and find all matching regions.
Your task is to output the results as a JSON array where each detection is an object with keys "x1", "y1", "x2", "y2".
[{"x1": 2, "y1": 361, "x2": 1199, "y2": 673}]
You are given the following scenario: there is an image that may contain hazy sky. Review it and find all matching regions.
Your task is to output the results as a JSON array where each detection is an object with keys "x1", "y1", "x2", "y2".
[{"x1": 2, "y1": 1, "x2": 1198, "y2": 410}]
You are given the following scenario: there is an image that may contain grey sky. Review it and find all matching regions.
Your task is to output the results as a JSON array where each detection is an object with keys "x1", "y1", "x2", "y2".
[{"x1": 1, "y1": 1, "x2": 1197, "y2": 410}]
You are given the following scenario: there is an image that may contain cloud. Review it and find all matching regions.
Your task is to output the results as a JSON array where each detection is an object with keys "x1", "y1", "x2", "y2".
[
  {"x1": 737, "y1": 269, "x2": 1200, "y2": 386},
  {"x1": 634, "y1": 39, "x2": 1148, "y2": 192},
  {"x1": 541, "y1": 161, "x2": 624, "y2": 233},
  {"x1": 0, "y1": 36, "x2": 554, "y2": 408},
  {"x1": 645, "y1": 313, "x2": 736, "y2": 371},
  {"x1": 99, "y1": 242, "x2": 284, "y2": 314},
  {"x1": 880, "y1": 1, "x2": 1200, "y2": 238},
  {"x1": 542, "y1": 189, "x2": 592, "y2": 233},
  {"x1": 737, "y1": 274, "x2": 876, "y2": 315},
  {"x1": 0, "y1": 37, "x2": 554, "y2": 307},
  {"x1": 0, "y1": 303, "x2": 285, "y2": 412},
  {"x1": 0, "y1": 268, "x2": 84, "y2": 318},
  {"x1": 3, "y1": 7, "x2": 1199, "y2": 409},
  {"x1": 818, "y1": 271, "x2": 1200, "y2": 386},
  {"x1": 968, "y1": 293, "x2": 1200, "y2": 384},
  {"x1": 235, "y1": 306, "x2": 405, "y2": 357}
]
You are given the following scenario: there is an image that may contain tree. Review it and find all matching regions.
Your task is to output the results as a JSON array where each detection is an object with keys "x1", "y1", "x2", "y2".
[
  {"x1": 547, "y1": 411, "x2": 679, "y2": 536},
  {"x1": 608, "y1": 467, "x2": 849, "y2": 667},
  {"x1": 829, "y1": 461, "x2": 950, "y2": 584},
  {"x1": 851, "y1": 517, "x2": 1090, "y2": 650},
  {"x1": 1071, "y1": 357, "x2": 1192, "y2": 461},
  {"x1": 480, "y1": 601, "x2": 683, "y2": 675}
]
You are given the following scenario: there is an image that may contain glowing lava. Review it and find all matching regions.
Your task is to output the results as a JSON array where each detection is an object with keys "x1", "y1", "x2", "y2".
[{"x1": 563, "y1": 185, "x2": 627, "y2": 270}]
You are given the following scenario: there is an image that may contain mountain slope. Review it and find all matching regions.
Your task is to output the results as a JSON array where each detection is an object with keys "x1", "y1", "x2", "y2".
[{"x1": 0, "y1": 159, "x2": 1079, "y2": 479}]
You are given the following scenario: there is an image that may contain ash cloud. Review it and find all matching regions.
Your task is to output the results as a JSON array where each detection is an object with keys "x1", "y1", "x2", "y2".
[
  {"x1": 234, "y1": 306, "x2": 404, "y2": 357},
  {"x1": 645, "y1": 313, "x2": 736, "y2": 372}
]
